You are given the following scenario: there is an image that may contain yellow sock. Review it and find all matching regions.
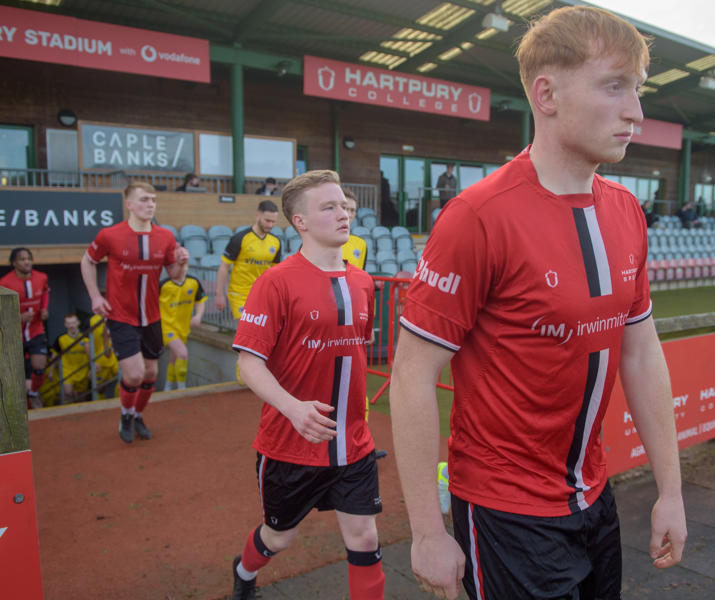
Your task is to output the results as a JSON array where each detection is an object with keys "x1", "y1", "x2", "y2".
[
  {"x1": 175, "y1": 359, "x2": 188, "y2": 384},
  {"x1": 167, "y1": 362, "x2": 176, "y2": 383}
]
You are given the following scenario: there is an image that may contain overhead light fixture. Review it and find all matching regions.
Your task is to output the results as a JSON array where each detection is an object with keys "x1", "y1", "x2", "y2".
[
  {"x1": 57, "y1": 108, "x2": 77, "y2": 127},
  {"x1": 482, "y1": 12, "x2": 509, "y2": 33},
  {"x1": 343, "y1": 136, "x2": 355, "y2": 150},
  {"x1": 699, "y1": 72, "x2": 715, "y2": 91},
  {"x1": 276, "y1": 61, "x2": 291, "y2": 77}
]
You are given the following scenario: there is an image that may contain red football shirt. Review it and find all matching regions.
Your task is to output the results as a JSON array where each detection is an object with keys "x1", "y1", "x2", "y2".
[
  {"x1": 0, "y1": 269, "x2": 49, "y2": 342},
  {"x1": 233, "y1": 252, "x2": 375, "y2": 467},
  {"x1": 401, "y1": 149, "x2": 652, "y2": 517},
  {"x1": 86, "y1": 221, "x2": 177, "y2": 326}
]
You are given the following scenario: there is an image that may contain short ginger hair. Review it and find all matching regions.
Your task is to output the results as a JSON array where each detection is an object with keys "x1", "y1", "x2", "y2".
[
  {"x1": 516, "y1": 6, "x2": 650, "y2": 99},
  {"x1": 281, "y1": 170, "x2": 341, "y2": 222},
  {"x1": 123, "y1": 181, "x2": 156, "y2": 200}
]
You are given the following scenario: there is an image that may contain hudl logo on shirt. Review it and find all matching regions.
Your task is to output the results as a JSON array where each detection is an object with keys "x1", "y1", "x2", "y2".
[
  {"x1": 240, "y1": 311, "x2": 268, "y2": 327},
  {"x1": 414, "y1": 258, "x2": 461, "y2": 294}
]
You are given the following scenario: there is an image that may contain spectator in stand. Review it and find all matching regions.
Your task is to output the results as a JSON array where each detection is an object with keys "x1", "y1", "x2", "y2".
[
  {"x1": 256, "y1": 177, "x2": 279, "y2": 196},
  {"x1": 81, "y1": 181, "x2": 189, "y2": 444},
  {"x1": 342, "y1": 188, "x2": 368, "y2": 269},
  {"x1": 642, "y1": 199, "x2": 659, "y2": 228},
  {"x1": 0, "y1": 247, "x2": 50, "y2": 409},
  {"x1": 52, "y1": 313, "x2": 89, "y2": 404},
  {"x1": 177, "y1": 173, "x2": 201, "y2": 192},
  {"x1": 229, "y1": 170, "x2": 384, "y2": 600},
  {"x1": 215, "y1": 200, "x2": 281, "y2": 384},
  {"x1": 159, "y1": 261, "x2": 207, "y2": 391},
  {"x1": 436, "y1": 163, "x2": 458, "y2": 208},
  {"x1": 89, "y1": 313, "x2": 119, "y2": 399},
  {"x1": 676, "y1": 201, "x2": 701, "y2": 229}
]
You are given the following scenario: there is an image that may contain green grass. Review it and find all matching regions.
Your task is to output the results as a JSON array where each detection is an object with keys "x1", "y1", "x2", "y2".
[{"x1": 369, "y1": 286, "x2": 715, "y2": 438}]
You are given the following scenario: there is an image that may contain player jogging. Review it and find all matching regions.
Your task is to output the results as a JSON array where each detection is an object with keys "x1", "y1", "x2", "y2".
[
  {"x1": 159, "y1": 261, "x2": 207, "y2": 391},
  {"x1": 229, "y1": 170, "x2": 384, "y2": 600},
  {"x1": 0, "y1": 247, "x2": 50, "y2": 409},
  {"x1": 81, "y1": 181, "x2": 189, "y2": 443},
  {"x1": 390, "y1": 6, "x2": 686, "y2": 600}
]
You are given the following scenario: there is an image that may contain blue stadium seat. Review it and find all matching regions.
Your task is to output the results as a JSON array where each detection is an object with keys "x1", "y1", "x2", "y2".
[
  {"x1": 180, "y1": 224, "x2": 207, "y2": 242},
  {"x1": 288, "y1": 237, "x2": 303, "y2": 252},
  {"x1": 395, "y1": 236, "x2": 413, "y2": 252},
  {"x1": 375, "y1": 237, "x2": 394, "y2": 252},
  {"x1": 379, "y1": 260, "x2": 399, "y2": 276},
  {"x1": 391, "y1": 226, "x2": 411, "y2": 240},
  {"x1": 376, "y1": 249, "x2": 396, "y2": 264},
  {"x1": 284, "y1": 225, "x2": 299, "y2": 239},
  {"x1": 361, "y1": 214, "x2": 378, "y2": 229},
  {"x1": 200, "y1": 254, "x2": 223, "y2": 268},
  {"x1": 400, "y1": 259, "x2": 418, "y2": 274},
  {"x1": 161, "y1": 224, "x2": 179, "y2": 240},
  {"x1": 234, "y1": 225, "x2": 250, "y2": 234},
  {"x1": 371, "y1": 225, "x2": 390, "y2": 240}
]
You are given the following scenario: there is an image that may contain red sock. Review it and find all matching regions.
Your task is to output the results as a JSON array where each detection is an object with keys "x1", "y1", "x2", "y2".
[
  {"x1": 347, "y1": 547, "x2": 385, "y2": 600},
  {"x1": 134, "y1": 380, "x2": 155, "y2": 414},
  {"x1": 240, "y1": 526, "x2": 275, "y2": 572},
  {"x1": 30, "y1": 371, "x2": 45, "y2": 393},
  {"x1": 119, "y1": 379, "x2": 139, "y2": 410}
]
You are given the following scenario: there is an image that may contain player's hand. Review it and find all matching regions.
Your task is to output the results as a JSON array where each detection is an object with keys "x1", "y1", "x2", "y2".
[
  {"x1": 650, "y1": 494, "x2": 687, "y2": 568},
  {"x1": 190, "y1": 315, "x2": 202, "y2": 328},
  {"x1": 20, "y1": 309, "x2": 34, "y2": 323},
  {"x1": 215, "y1": 295, "x2": 227, "y2": 311},
  {"x1": 412, "y1": 530, "x2": 465, "y2": 600},
  {"x1": 286, "y1": 400, "x2": 337, "y2": 443},
  {"x1": 40, "y1": 309, "x2": 49, "y2": 320},
  {"x1": 175, "y1": 246, "x2": 189, "y2": 265},
  {"x1": 92, "y1": 295, "x2": 112, "y2": 318}
]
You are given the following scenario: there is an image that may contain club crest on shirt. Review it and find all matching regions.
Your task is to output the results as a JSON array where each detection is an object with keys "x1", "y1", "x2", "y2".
[
  {"x1": 310, "y1": 310, "x2": 319, "y2": 320},
  {"x1": 544, "y1": 270, "x2": 558, "y2": 288},
  {"x1": 353, "y1": 249, "x2": 361, "y2": 258}
]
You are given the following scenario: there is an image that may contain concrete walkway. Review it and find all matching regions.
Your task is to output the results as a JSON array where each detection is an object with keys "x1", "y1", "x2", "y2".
[{"x1": 253, "y1": 463, "x2": 715, "y2": 599}]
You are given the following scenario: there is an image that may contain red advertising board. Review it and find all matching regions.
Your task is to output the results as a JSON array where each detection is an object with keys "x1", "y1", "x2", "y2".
[
  {"x1": 0, "y1": 450, "x2": 42, "y2": 599},
  {"x1": 0, "y1": 5, "x2": 210, "y2": 83},
  {"x1": 603, "y1": 333, "x2": 715, "y2": 475},
  {"x1": 304, "y1": 55, "x2": 491, "y2": 121},
  {"x1": 631, "y1": 117, "x2": 683, "y2": 150}
]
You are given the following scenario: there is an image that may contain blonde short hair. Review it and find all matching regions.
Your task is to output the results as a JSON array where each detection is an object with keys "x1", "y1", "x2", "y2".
[
  {"x1": 123, "y1": 181, "x2": 156, "y2": 201},
  {"x1": 516, "y1": 6, "x2": 650, "y2": 98},
  {"x1": 281, "y1": 170, "x2": 341, "y2": 222}
]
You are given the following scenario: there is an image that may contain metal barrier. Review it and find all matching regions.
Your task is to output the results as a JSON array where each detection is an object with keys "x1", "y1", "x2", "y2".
[
  {"x1": 186, "y1": 265, "x2": 238, "y2": 331},
  {"x1": 367, "y1": 275, "x2": 453, "y2": 404}
]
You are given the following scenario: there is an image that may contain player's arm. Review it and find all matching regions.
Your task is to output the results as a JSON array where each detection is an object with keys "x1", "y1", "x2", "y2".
[
  {"x1": 214, "y1": 261, "x2": 230, "y2": 311},
  {"x1": 619, "y1": 316, "x2": 686, "y2": 569},
  {"x1": 40, "y1": 276, "x2": 50, "y2": 321},
  {"x1": 237, "y1": 351, "x2": 337, "y2": 443},
  {"x1": 190, "y1": 298, "x2": 206, "y2": 328},
  {"x1": 390, "y1": 327, "x2": 465, "y2": 600},
  {"x1": 80, "y1": 253, "x2": 112, "y2": 317}
]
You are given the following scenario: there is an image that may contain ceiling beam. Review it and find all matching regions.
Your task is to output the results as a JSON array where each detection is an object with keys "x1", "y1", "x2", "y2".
[
  {"x1": 210, "y1": 45, "x2": 303, "y2": 76},
  {"x1": 232, "y1": 0, "x2": 290, "y2": 44}
]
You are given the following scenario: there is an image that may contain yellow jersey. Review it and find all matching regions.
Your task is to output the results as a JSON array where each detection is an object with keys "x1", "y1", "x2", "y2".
[
  {"x1": 159, "y1": 275, "x2": 207, "y2": 343},
  {"x1": 53, "y1": 332, "x2": 89, "y2": 384},
  {"x1": 89, "y1": 314, "x2": 119, "y2": 371},
  {"x1": 222, "y1": 229, "x2": 281, "y2": 297},
  {"x1": 342, "y1": 234, "x2": 368, "y2": 269}
]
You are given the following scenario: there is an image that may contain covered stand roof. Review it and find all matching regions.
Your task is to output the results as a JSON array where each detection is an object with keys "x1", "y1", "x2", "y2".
[{"x1": 10, "y1": 0, "x2": 715, "y2": 140}]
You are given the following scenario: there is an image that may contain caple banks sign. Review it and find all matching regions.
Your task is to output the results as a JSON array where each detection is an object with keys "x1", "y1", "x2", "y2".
[
  {"x1": 304, "y1": 55, "x2": 490, "y2": 121},
  {"x1": 80, "y1": 123, "x2": 195, "y2": 172},
  {"x1": 0, "y1": 5, "x2": 209, "y2": 82}
]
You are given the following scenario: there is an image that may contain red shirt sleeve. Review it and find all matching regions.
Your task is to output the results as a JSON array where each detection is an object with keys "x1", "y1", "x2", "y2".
[
  {"x1": 626, "y1": 198, "x2": 652, "y2": 324},
  {"x1": 401, "y1": 198, "x2": 492, "y2": 351},
  {"x1": 87, "y1": 229, "x2": 109, "y2": 263},
  {"x1": 232, "y1": 272, "x2": 284, "y2": 360},
  {"x1": 40, "y1": 273, "x2": 50, "y2": 311}
]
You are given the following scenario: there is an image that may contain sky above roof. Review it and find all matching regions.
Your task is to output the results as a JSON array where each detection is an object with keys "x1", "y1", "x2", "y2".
[{"x1": 587, "y1": 0, "x2": 715, "y2": 49}]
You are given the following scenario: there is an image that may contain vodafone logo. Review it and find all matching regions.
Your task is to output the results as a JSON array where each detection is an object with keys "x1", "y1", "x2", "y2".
[{"x1": 141, "y1": 44, "x2": 157, "y2": 63}]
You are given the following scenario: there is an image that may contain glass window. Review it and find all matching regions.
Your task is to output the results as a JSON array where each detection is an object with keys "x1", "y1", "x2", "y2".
[
  {"x1": 199, "y1": 133, "x2": 232, "y2": 175},
  {"x1": 0, "y1": 125, "x2": 32, "y2": 170},
  {"x1": 458, "y1": 166, "x2": 484, "y2": 191},
  {"x1": 244, "y1": 136, "x2": 295, "y2": 180},
  {"x1": 296, "y1": 146, "x2": 307, "y2": 175},
  {"x1": 46, "y1": 129, "x2": 79, "y2": 185}
]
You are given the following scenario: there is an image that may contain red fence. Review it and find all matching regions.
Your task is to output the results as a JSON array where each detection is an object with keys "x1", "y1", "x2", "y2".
[{"x1": 369, "y1": 275, "x2": 715, "y2": 476}]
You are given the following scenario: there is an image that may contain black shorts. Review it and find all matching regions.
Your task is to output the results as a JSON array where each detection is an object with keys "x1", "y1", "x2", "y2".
[
  {"x1": 257, "y1": 451, "x2": 382, "y2": 531},
  {"x1": 24, "y1": 333, "x2": 48, "y2": 357},
  {"x1": 452, "y1": 483, "x2": 621, "y2": 600},
  {"x1": 106, "y1": 319, "x2": 163, "y2": 361}
]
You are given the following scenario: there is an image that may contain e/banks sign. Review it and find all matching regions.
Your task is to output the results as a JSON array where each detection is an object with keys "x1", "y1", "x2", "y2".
[
  {"x1": 304, "y1": 55, "x2": 490, "y2": 122},
  {"x1": 0, "y1": 6, "x2": 209, "y2": 83}
]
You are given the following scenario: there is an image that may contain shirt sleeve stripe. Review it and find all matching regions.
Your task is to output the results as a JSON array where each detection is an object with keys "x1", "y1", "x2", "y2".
[
  {"x1": 85, "y1": 251, "x2": 100, "y2": 265},
  {"x1": 400, "y1": 317, "x2": 460, "y2": 352},
  {"x1": 625, "y1": 300, "x2": 652, "y2": 325},
  {"x1": 232, "y1": 344, "x2": 268, "y2": 360}
]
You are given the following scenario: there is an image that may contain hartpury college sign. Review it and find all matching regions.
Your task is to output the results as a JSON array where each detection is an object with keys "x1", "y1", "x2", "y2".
[
  {"x1": 0, "y1": 5, "x2": 209, "y2": 83},
  {"x1": 304, "y1": 55, "x2": 490, "y2": 121}
]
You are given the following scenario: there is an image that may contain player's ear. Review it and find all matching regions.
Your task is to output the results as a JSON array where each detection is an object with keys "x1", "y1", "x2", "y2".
[
  {"x1": 292, "y1": 212, "x2": 307, "y2": 232},
  {"x1": 531, "y1": 73, "x2": 557, "y2": 117}
]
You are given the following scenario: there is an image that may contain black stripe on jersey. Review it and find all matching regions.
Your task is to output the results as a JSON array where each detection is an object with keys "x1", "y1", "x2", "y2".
[
  {"x1": 572, "y1": 208, "x2": 601, "y2": 297},
  {"x1": 137, "y1": 234, "x2": 145, "y2": 260},
  {"x1": 137, "y1": 275, "x2": 143, "y2": 325},
  {"x1": 330, "y1": 277, "x2": 346, "y2": 326},
  {"x1": 565, "y1": 351, "x2": 600, "y2": 513},
  {"x1": 327, "y1": 356, "x2": 344, "y2": 467}
]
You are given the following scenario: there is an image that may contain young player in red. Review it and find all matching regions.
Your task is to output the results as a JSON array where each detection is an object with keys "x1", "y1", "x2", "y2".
[
  {"x1": 230, "y1": 170, "x2": 384, "y2": 600},
  {"x1": 0, "y1": 247, "x2": 50, "y2": 408},
  {"x1": 390, "y1": 7, "x2": 686, "y2": 600},
  {"x1": 81, "y1": 182, "x2": 189, "y2": 443}
]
